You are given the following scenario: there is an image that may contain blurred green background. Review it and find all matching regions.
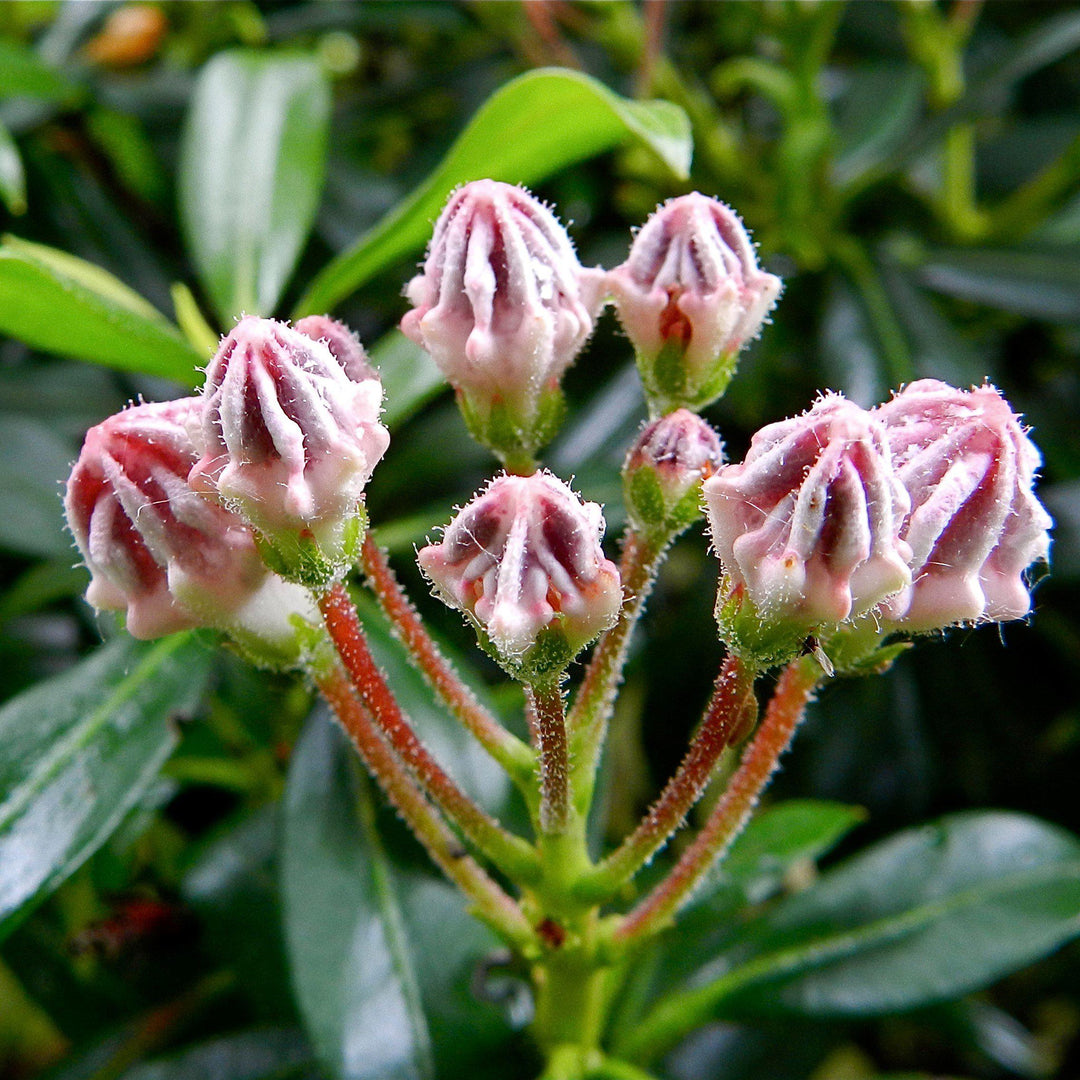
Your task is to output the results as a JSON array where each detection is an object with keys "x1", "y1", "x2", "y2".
[{"x1": 1, "y1": 2, "x2": 1079, "y2": 1079}]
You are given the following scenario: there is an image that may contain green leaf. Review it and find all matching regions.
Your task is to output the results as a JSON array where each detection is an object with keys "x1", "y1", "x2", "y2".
[
  {"x1": 282, "y1": 713, "x2": 519, "y2": 1080},
  {"x1": 0, "y1": 236, "x2": 202, "y2": 382},
  {"x1": 627, "y1": 813, "x2": 1080, "y2": 1062},
  {"x1": 0, "y1": 415, "x2": 77, "y2": 559},
  {"x1": 0, "y1": 634, "x2": 213, "y2": 942},
  {"x1": 370, "y1": 329, "x2": 445, "y2": 431},
  {"x1": 179, "y1": 50, "x2": 332, "y2": 324},
  {"x1": 0, "y1": 118, "x2": 26, "y2": 215},
  {"x1": 294, "y1": 68, "x2": 692, "y2": 316},
  {"x1": 116, "y1": 1029, "x2": 317, "y2": 1080},
  {"x1": 917, "y1": 246, "x2": 1080, "y2": 322},
  {"x1": 0, "y1": 38, "x2": 81, "y2": 103}
]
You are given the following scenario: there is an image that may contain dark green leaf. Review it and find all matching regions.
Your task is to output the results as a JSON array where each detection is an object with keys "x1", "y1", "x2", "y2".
[
  {"x1": 0, "y1": 38, "x2": 81, "y2": 103},
  {"x1": 371, "y1": 330, "x2": 445, "y2": 431},
  {"x1": 0, "y1": 634, "x2": 213, "y2": 941},
  {"x1": 917, "y1": 246, "x2": 1080, "y2": 322},
  {"x1": 294, "y1": 68, "x2": 692, "y2": 316},
  {"x1": 179, "y1": 50, "x2": 332, "y2": 324},
  {"x1": 627, "y1": 813, "x2": 1080, "y2": 1062},
  {"x1": 282, "y1": 714, "x2": 435, "y2": 1080},
  {"x1": 117, "y1": 1028, "x2": 317, "y2": 1080},
  {"x1": 0, "y1": 415, "x2": 77, "y2": 559},
  {"x1": 0, "y1": 236, "x2": 202, "y2": 382}
]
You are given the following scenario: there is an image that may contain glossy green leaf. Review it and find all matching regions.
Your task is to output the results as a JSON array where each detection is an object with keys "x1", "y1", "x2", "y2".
[
  {"x1": 294, "y1": 68, "x2": 692, "y2": 316},
  {"x1": 0, "y1": 118, "x2": 26, "y2": 215},
  {"x1": 0, "y1": 634, "x2": 213, "y2": 942},
  {"x1": 627, "y1": 813, "x2": 1080, "y2": 1062},
  {"x1": 0, "y1": 38, "x2": 81, "y2": 102},
  {"x1": 371, "y1": 329, "x2": 445, "y2": 431},
  {"x1": 0, "y1": 236, "x2": 202, "y2": 382},
  {"x1": 282, "y1": 712, "x2": 519, "y2": 1080},
  {"x1": 179, "y1": 50, "x2": 332, "y2": 324},
  {"x1": 0, "y1": 415, "x2": 77, "y2": 559},
  {"x1": 116, "y1": 1029, "x2": 318, "y2": 1080},
  {"x1": 917, "y1": 246, "x2": 1080, "y2": 322}
]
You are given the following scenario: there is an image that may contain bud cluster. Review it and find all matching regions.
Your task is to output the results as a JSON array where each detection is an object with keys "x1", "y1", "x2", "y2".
[
  {"x1": 65, "y1": 316, "x2": 389, "y2": 657},
  {"x1": 704, "y1": 380, "x2": 1052, "y2": 665}
]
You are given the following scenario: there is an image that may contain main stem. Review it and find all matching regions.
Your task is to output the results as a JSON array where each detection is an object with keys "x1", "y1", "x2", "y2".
[
  {"x1": 575, "y1": 654, "x2": 757, "y2": 903},
  {"x1": 316, "y1": 665, "x2": 535, "y2": 950},
  {"x1": 613, "y1": 656, "x2": 820, "y2": 945},
  {"x1": 360, "y1": 536, "x2": 535, "y2": 783},
  {"x1": 319, "y1": 583, "x2": 539, "y2": 882}
]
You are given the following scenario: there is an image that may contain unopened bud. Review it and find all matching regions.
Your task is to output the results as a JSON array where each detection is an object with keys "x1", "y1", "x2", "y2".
[
  {"x1": 875, "y1": 379, "x2": 1052, "y2": 630},
  {"x1": 190, "y1": 316, "x2": 389, "y2": 587},
  {"x1": 704, "y1": 394, "x2": 911, "y2": 663},
  {"x1": 401, "y1": 180, "x2": 603, "y2": 469},
  {"x1": 623, "y1": 409, "x2": 724, "y2": 540},
  {"x1": 417, "y1": 472, "x2": 622, "y2": 681},
  {"x1": 608, "y1": 193, "x2": 781, "y2": 415},
  {"x1": 294, "y1": 314, "x2": 378, "y2": 382},
  {"x1": 65, "y1": 398, "x2": 316, "y2": 659}
]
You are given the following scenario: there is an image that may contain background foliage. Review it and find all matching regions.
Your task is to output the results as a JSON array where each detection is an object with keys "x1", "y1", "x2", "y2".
[{"x1": 0, "y1": 2, "x2": 1079, "y2": 1079}]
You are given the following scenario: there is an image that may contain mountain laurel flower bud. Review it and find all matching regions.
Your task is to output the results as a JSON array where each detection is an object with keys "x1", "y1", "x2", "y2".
[
  {"x1": 623, "y1": 409, "x2": 724, "y2": 540},
  {"x1": 401, "y1": 180, "x2": 604, "y2": 470},
  {"x1": 704, "y1": 395, "x2": 912, "y2": 664},
  {"x1": 64, "y1": 398, "x2": 316, "y2": 660},
  {"x1": 417, "y1": 472, "x2": 622, "y2": 682},
  {"x1": 294, "y1": 314, "x2": 378, "y2": 383},
  {"x1": 189, "y1": 316, "x2": 390, "y2": 588},
  {"x1": 607, "y1": 193, "x2": 782, "y2": 415},
  {"x1": 875, "y1": 379, "x2": 1052, "y2": 631}
]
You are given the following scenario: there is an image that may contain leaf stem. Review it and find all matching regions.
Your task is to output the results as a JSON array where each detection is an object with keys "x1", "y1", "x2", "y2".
[
  {"x1": 611, "y1": 656, "x2": 820, "y2": 948},
  {"x1": 316, "y1": 664, "x2": 536, "y2": 950},
  {"x1": 360, "y1": 536, "x2": 535, "y2": 784},
  {"x1": 319, "y1": 582, "x2": 540, "y2": 883},
  {"x1": 574, "y1": 654, "x2": 757, "y2": 903},
  {"x1": 527, "y1": 679, "x2": 571, "y2": 835}
]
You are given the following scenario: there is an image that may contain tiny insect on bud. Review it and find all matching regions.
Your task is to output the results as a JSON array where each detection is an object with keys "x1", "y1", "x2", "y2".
[
  {"x1": 65, "y1": 398, "x2": 316, "y2": 659},
  {"x1": 704, "y1": 394, "x2": 911, "y2": 663},
  {"x1": 417, "y1": 471, "x2": 622, "y2": 681},
  {"x1": 875, "y1": 379, "x2": 1052, "y2": 631},
  {"x1": 607, "y1": 193, "x2": 782, "y2": 415},
  {"x1": 623, "y1": 409, "x2": 724, "y2": 540},
  {"x1": 189, "y1": 316, "x2": 390, "y2": 588},
  {"x1": 401, "y1": 180, "x2": 604, "y2": 470}
]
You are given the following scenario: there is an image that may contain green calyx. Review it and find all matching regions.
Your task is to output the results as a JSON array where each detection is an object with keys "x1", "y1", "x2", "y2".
[
  {"x1": 253, "y1": 507, "x2": 366, "y2": 591},
  {"x1": 624, "y1": 464, "x2": 706, "y2": 542},
  {"x1": 638, "y1": 340, "x2": 739, "y2": 416},
  {"x1": 458, "y1": 385, "x2": 566, "y2": 472}
]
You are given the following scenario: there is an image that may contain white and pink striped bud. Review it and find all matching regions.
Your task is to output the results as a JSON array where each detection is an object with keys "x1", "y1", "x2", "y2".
[
  {"x1": 401, "y1": 180, "x2": 603, "y2": 469},
  {"x1": 64, "y1": 398, "x2": 316, "y2": 660},
  {"x1": 294, "y1": 314, "x2": 378, "y2": 383},
  {"x1": 189, "y1": 316, "x2": 390, "y2": 587},
  {"x1": 417, "y1": 472, "x2": 622, "y2": 681},
  {"x1": 623, "y1": 409, "x2": 724, "y2": 540},
  {"x1": 876, "y1": 379, "x2": 1052, "y2": 631},
  {"x1": 704, "y1": 395, "x2": 911, "y2": 663},
  {"x1": 607, "y1": 193, "x2": 782, "y2": 415}
]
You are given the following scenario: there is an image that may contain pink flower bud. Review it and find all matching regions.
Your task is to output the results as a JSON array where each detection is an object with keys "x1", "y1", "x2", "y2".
[
  {"x1": 417, "y1": 472, "x2": 622, "y2": 679},
  {"x1": 64, "y1": 399, "x2": 313, "y2": 649},
  {"x1": 190, "y1": 316, "x2": 390, "y2": 584},
  {"x1": 401, "y1": 180, "x2": 603, "y2": 465},
  {"x1": 875, "y1": 379, "x2": 1052, "y2": 629},
  {"x1": 294, "y1": 315, "x2": 378, "y2": 382},
  {"x1": 607, "y1": 193, "x2": 782, "y2": 413},
  {"x1": 704, "y1": 395, "x2": 912, "y2": 637},
  {"x1": 623, "y1": 409, "x2": 724, "y2": 538}
]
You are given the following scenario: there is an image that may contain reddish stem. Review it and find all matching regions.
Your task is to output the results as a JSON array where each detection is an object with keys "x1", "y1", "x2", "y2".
[
  {"x1": 360, "y1": 536, "x2": 533, "y2": 779},
  {"x1": 526, "y1": 680, "x2": 570, "y2": 834},
  {"x1": 316, "y1": 665, "x2": 534, "y2": 948},
  {"x1": 614, "y1": 656, "x2": 820, "y2": 944},
  {"x1": 319, "y1": 582, "x2": 538, "y2": 880},
  {"x1": 576, "y1": 654, "x2": 757, "y2": 902}
]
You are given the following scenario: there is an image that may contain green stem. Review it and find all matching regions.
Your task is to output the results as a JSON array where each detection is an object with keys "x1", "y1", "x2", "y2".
[
  {"x1": 528, "y1": 679, "x2": 571, "y2": 835},
  {"x1": 568, "y1": 530, "x2": 666, "y2": 810},
  {"x1": 317, "y1": 664, "x2": 536, "y2": 951},
  {"x1": 319, "y1": 583, "x2": 540, "y2": 883},
  {"x1": 574, "y1": 655, "x2": 757, "y2": 904},
  {"x1": 612, "y1": 656, "x2": 820, "y2": 948},
  {"x1": 359, "y1": 536, "x2": 535, "y2": 786}
]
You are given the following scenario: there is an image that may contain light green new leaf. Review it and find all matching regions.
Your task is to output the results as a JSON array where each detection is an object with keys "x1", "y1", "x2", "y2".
[
  {"x1": 0, "y1": 38, "x2": 81, "y2": 103},
  {"x1": 0, "y1": 236, "x2": 203, "y2": 383},
  {"x1": 0, "y1": 634, "x2": 214, "y2": 942},
  {"x1": 625, "y1": 813, "x2": 1080, "y2": 1063},
  {"x1": 180, "y1": 50, "x2": 332, "y2": 324},
  {"x1": 294, "y1": 68, "x2": 692, "y2": 316}
]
